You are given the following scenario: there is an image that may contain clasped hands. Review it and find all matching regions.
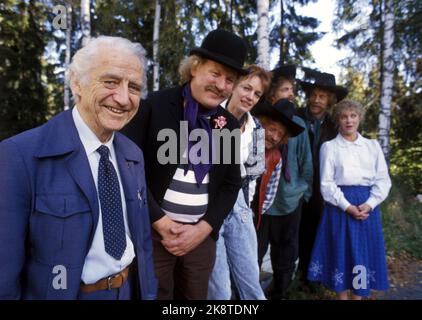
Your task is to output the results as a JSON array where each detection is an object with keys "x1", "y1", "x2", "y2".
[
  {"x1": 345, "y1": 203, "x2": 372, "y2": 220},
  {"x1": 152, "y1": 215, "x2": 212, "y2": 256}
]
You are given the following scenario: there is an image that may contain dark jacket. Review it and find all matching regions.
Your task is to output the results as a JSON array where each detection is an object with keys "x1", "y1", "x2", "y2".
[
  {"x1": 296, "y1": 107, "x2": 337, "y2": 210},
  {"x1": 122, "y1": 86, "x2": 241, "y2": 240}
]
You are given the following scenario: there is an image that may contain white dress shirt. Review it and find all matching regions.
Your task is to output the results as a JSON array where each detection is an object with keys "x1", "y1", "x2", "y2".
[
  {"x1": 72, "y1": 106, "x2": 135, "y2": 284},
  {"x1": 320, "y1": 133, "x2": 392, "y2": 211}
]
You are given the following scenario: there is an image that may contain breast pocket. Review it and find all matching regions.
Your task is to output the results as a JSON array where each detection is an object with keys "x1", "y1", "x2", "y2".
[{"x1": 31, "y1": 194, "x2": 92, "y2": 266}]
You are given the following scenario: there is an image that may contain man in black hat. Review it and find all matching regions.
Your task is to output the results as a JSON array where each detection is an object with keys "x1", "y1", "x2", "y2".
[
  {"x1": 268, "y1": 64, "x2": 297, "y2": 104},
  {"x1": 122, "y1": 29, "x2": 247, "y2": 299},
  {"x1": 296, "y1": 68, "x2": 348, "y2": 282},
  {"x1": 260, "y1": 65, "x2": 313, "y2": 299},
  {"x1": 250, "y1": 99, "x2": 304, "y2": 300}
]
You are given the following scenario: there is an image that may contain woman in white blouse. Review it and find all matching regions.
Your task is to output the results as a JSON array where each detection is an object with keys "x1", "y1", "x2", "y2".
[{"x1": 307, "y1": 99, "x2": 392, "y2": 300}]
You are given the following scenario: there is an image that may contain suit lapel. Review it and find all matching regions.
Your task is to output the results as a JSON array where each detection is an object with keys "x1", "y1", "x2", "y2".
[{"x1": 167, "y1": 86, "x2": 184, "y2": 123}]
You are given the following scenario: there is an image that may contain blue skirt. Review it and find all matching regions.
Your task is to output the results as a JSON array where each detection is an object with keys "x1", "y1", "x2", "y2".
[{"x1": 307, "y1": 186, "x2": 389, "y2": 297}]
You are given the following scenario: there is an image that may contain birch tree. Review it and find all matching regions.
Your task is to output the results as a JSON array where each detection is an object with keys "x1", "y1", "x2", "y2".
[
  {"x1": 152, "y1": 0, "x2": 161, "y2": 91},
  {"x1": 257, "y1": 0, "x2": 270, "y2": 69},
  {"x1": 378, "y1": 0, "x2": 395, "y2": 162},
  {"x1": 64, "y1": 3, "x2": 72, "y2": 111},
  {"x1": 81, "y1": 0, "x2": 91, "y2": 47}
]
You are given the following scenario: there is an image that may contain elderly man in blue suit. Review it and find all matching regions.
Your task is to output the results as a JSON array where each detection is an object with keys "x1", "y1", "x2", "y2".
[{"x1": 0, "y1": 36, "x2": 157, "y2": 300}]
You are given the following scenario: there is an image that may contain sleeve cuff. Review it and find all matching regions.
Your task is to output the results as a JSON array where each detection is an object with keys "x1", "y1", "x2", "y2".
[
  {"x1": 338, "y1": 197, "x2": 351, "y2": 212},
  {"x1": 365, "y1": 198, "x2": 378, "y2": 210}
]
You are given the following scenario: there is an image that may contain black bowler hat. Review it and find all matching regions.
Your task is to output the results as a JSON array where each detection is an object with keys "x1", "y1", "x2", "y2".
[
  {"x1": 251, "y1": 99, "x2": 304, "y2": 137},
  {"x1": 272, "y1": 64, "x2": 296, "y2": 81},
  {"x1": 190, "y1": 29, "x2": 248, "y2": 75},
  {"x1": 299, "y1": 67, "x2": 348, "y2": 102}
]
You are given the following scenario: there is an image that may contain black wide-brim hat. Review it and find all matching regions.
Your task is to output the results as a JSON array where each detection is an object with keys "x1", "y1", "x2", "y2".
[
  {"x1": 272, "y1": 64, "x2": 296, "y2": 81},
  {"x1": 190, "y1": 29, "x2": 248, "y2": 75},
  {"x1": 299, "y1": 68, "x2": 348, "y2": 102},
  {"x1": 251, "y1": 99, "x2": 304, "y2": 138}
]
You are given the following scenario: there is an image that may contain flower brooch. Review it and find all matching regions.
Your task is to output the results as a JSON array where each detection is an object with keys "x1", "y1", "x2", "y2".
[{"x1": 213, "y1": 116, "x2": 227, "y2": 129}]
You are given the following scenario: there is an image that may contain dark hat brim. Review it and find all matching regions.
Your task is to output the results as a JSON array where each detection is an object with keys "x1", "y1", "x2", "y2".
[
  {"x1": 299, "y1": 81, "x2": 348, "y2": 102},
  {"x1": 190, "y1": 47, "x2": 249, "y2": 75},
  {"x1": 272, "y1": 65, "x2": 297, "y2": 81},
  {"x1": 251, "y1": 101, "x2": 304, "y2": 138}
]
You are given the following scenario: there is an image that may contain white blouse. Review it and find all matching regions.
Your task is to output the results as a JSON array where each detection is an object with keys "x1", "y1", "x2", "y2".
[{"x1": 320, "y1": 133, "x2": 392, "y2": 211}]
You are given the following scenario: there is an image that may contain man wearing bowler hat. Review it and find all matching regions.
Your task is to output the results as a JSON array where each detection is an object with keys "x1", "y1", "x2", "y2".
[
  {"x1": 296, "y1": 68, "x2": 348, "y2": 282},
  {"x1": 123, "y1": 29, "x2": 247, "y2": 299}
]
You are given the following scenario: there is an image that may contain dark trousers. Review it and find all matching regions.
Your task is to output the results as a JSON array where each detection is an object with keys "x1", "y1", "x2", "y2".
[
  {"x1": 152, "y1": 229, "x2": 216, "y2": 300},
  {"x1": 298, "y1": 192, "x2": 324, "y2": 279},
  {"x1": 257, "y1": 201, "x2": 302, "y2": 299}
]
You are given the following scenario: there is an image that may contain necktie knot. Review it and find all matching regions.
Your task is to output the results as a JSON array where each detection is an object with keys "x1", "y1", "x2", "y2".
[{"x1": 97, "y1": 145, "x2": 110, "y2": 159}]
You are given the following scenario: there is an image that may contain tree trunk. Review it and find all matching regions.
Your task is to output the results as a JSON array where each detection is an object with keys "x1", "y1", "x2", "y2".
[
  {"x1": 81, "y1": 0, "x2": 91, "y2": 47},
  {"x1": 64, "y1": 3, "x2": 72, "y2": 111},
  {"x1": 257, "y1": 0, "x2": 270, "y2": 69},
  {"x1": 378, "y1": 0, "x2": 395, "y2": 163},
  {"x1": 279, "y1": 0, "x2": 285, "y2": 66},
  {"x1": 153, "y1": 0, "x2": 161, "y2": 91}
]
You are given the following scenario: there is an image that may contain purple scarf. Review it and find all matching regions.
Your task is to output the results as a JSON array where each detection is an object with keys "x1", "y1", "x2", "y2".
[{"x1": 182, "y1": 83, "x2": 218, "y2": 185}]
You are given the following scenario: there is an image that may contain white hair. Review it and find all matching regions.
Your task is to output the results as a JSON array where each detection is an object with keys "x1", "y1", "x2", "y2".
[{"x1": 69, "y1": 36, "x2": 148, "y2": 102}]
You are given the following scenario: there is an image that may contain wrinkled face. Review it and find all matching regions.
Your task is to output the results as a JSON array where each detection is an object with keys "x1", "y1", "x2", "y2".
[
  {"x1": 74, "y1": 50, "x2": 143, "y2": 142},
  {"x1": 190, "y1": 59, "x2": 237, "y2": 109},
  {"x1": 309, "y1": 87, "x2": 330, "y2": 118},
  {"x1": 338, "y1": 108, "x2": 360, "y2": 139},
  {"x1": 228, "y1": 75, "x2": 264, "y2": 115},
  {"x1": 260, "y1": 117, "x2": 289, "y2": 150},
  {"x1": 272, "y1": 79, "x2": 295, "y2": 103}
]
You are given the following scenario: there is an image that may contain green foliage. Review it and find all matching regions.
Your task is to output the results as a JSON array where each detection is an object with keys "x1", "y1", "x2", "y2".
[
  {"x1": 270, "y1": 0, "x2": 324, "y2": 66},
  {"x1": 381, "y1": 176, "x2": 422, "y2": 259},
  {"x1": 0, "y1": 0, "x2": 56, "y2": 140}
]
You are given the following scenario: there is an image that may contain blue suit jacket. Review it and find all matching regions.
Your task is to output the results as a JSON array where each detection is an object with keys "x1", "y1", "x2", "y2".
[{"x1": 0, "y1": 109, "x2": 157, "y2": 299}]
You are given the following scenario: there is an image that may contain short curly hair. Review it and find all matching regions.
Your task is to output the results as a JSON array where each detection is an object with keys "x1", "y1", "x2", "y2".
[{"x1": 333, "y1": 99, "x2": 366, "y2": 124}]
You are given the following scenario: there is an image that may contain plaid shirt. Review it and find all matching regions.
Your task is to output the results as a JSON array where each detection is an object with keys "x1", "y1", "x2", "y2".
[{"x1": 262, "y1": 159, "x2": 282, "y2": 214}]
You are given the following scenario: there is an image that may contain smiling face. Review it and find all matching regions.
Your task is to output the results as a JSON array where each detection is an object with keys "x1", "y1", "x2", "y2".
[
  {"x1": 228, "y1": 75, "x2": 264, "y2": 118},
  {"x1": 338, "y1": 108, "x2": 361, "y2": 140},
  {"x1": 259, "y1": 116, "x2": 289, "y2": 150},
  {"x1": 73, "y1": 49, "x2": 143, "y2": 142},
  {"x1": 189, "y1": 59, "x2": 237, "y2": 109}
]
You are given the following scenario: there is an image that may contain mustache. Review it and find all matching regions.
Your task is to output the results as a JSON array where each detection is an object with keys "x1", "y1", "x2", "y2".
[{"x1": 205, "y1": 86, "x2": 229, "y2": 99}]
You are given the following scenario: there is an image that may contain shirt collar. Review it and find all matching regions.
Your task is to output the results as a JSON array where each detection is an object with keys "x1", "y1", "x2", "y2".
[
  {"x1": 72, "y1": 106, "x2": 115, "y2": 158},
  {"x1": 336, "y1": 132, "x2": 364, "y2": 147},
  {"x1": 244, "y1": 112, "x2": 256, "y2": 131}
]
